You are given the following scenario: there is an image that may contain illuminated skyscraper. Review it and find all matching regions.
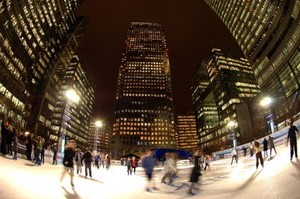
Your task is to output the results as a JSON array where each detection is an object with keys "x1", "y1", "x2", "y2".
[
  {"x1": 205, "y1": 0, "x2": 300, "y2": 131},
  {"x1": 176, "y1": 113, "x2": 198, "y2": 153},
  {"x1": 112, "y1": 22, "x2": 175, "y2": 156},
  {"x1": 0, "y1": 1, "x2": 95, "y2": 147},
  {"x1": 192, "y1": 48, "x2": 260, "y2": 151}
]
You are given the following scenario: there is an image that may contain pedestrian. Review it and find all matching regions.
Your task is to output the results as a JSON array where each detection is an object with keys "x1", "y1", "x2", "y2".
[
  {"x1": 268, "y1": 135, "x2": 277, "y2": 157},
  {"x1": 25, "y1": 133, "x2": 33, "y2": 161},
  {"x1": 287, "y1": 119, "x2": 299, "y2": 161},
  {"x1": 12, "y1": 128, "x2": 18, "y2": 160},
  {"x1": 6, "y1": 127, "x2": 13, "y2": 155},
  {"x1": 75, "y1": 148, "x2": 83, "y2": 174},
  {"x1": 204, "y1": 154, "x2": 211, "y2": 171},
  {"x1": 1, "y1": 120, "x2": 10, "y2": 156},
  {"x1": 254, "y1": 140, "x2": 264, "y2": 169},
  {"x1": 101, "y1": 154, "x2": 105, "y2": 168},
  {"x1": 106, "y1": 154, "x2": 111, "y2": 170},
  {"x1": 231, "y1": 148, "x2": 238, "y2": 165},
  {"x1": 35, "y1": 136, "x2": 43, "y2": 166},
  {"x1": 142, "y1": 150, "x2": 157, "y2": 192},
  {"x1": 52, "y1": 145, "x2": 58, "y2": 165},
  {"x1": 60, "y1": 139, "x2": 77, "y2": 187},
  {"x1": 242, "y1": 146, "x2": 247, "y2": 157},
  {"x1": 82, "y1": 148, "x2": 93, "y2": 178},
  {"x1": 131, "y1": 156, "x2": 138, "y2": 174},
  {"x1": 40, "y1": 138, "x2": 47, "y2": 164},
  {"x1": 249, "y1": 142, "x2": 254, "y2": 157},
  {"x1": 126, "y1": 157, "x2": 132, "y2": 175},
  {"x1": 263, "y1": 138, "x2": 268, "y2": 158},
  {"x1": 94, "y1": 153, "x2": 100, "y2": 169},
  {"x1": 188, "y1": 149, "x2": 201, "y2": 195},
  {"x1": 161, "y1": 153, "x2": 177, "y2": 185}
]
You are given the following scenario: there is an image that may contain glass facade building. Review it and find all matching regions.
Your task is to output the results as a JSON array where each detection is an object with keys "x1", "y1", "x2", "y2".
[
  {"x1": 192, "y1": 49, "x2": 260, "y2": 152},
  {"x1": 112, "y1": 22, "x2": 175, "y2": 156},
  {"x1": 205, "y1": 0, "x2": 300, "y2": 133},
  {"x1": 0, "y1": 0, "x2": 94, "y2": 147}
]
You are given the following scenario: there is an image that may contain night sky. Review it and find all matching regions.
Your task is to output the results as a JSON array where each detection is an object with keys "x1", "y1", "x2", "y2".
[{"x1": 75, "y1": 0, "x2": 242, "y2": 121}]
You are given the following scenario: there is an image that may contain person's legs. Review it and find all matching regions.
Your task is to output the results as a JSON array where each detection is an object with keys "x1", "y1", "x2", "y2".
[
  {"x1": 88, "y1": 164, "x2": 92, "y2": 177},
  {"x1": 60, "y1": 167, "x2": 67, "y2": 182},
  {"x1": 85, "y1": 163, "x2": 88, "y2": 177},
  {"x1": 161, "y1": 172, "x2": 168, "y2": 183},
  {"x1": 70, "y1": 168, "x2": 74, "y2": 186},
  {"x1": 295, "y1": 142, "x2": 298, "y2": 158},
  {"x1": 256, "y1": 153, "x2": 259, "y2": 169},
  {"x1": 259, "y1": 152, "x2": 264, "y2": 167},
  {"x1": 188, "y1": 182, "x2": 195, "y2": 194},
  {"x1": 291, "y1": 143, "x2": 294, "y2": 160}
]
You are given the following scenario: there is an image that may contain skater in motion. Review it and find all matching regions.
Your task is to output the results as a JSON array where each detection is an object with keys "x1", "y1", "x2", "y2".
[
  {"x1": 287, "y1": 119, "x2": 299, "y2": 161},
  {"x1": 254, "y1": 140, "x2": 264, "y2": 169},
  {"x1": 268, "y1": 135, "x2": 277, "y2": 157},
  {"x1": 188, "y1": 149, "x2": 201, "y2": 195},
  {"x1": 142, "y1": 150, "x2": 157, "y2": 192},
  {"x1": 231, "y1": 148, "x2": 238, "y2": 165},
  {"x1": 60, "y1": 140, "x2": 77, "y2": 187}
]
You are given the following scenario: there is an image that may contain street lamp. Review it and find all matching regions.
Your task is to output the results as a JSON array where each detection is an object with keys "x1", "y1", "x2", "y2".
[
  {"x1": 94, "y1": 120, "x2": 103, "y2": 155},
  {"x1": 58, "y1": 89, "x2": 80, "y2": 154},
  {"x1": 260, "y1": 96, "x2": 275, "y2": 134},
  {"x1": 260, "y1": 96, "x2": 272, "y2": 107},
  {"x1": 228, "y1": 120, "x2": 237, "y2": 147}
]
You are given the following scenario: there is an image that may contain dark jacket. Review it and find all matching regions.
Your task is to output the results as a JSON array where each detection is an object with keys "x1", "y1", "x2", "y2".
[
  {"x1": 63, "y1": 147, "x2": 75, "y2": 168},
  {"x1": 190, "y1": 165, "x2": 201, "y2": 182},
  {"x1": 83, "y1": 151, "x2": 93, "y2": 164},
  {"x1": 288, "y1": 125, "x2": 299, "y2": 144}
]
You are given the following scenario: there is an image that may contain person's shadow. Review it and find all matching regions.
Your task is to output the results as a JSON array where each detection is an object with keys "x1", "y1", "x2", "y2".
[
  {"x1": 291, "y1": 158, "x2": 300, "y2": 178},
  {"x1": 61, "y1": 186, "x2": 81, "y2": 199},
  {"x1": 234, "y1": 169, "x2": 262, "y2": 192}
]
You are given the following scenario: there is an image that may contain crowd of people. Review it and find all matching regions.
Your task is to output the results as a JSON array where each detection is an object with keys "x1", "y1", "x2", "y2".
[{"x1": 1, "y1": 118, "x2": 299, "y2": 196}]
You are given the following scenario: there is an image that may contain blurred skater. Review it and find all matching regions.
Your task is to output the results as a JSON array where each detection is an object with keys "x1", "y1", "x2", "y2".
[
  {"x1": 254, "y1": 140, "x2": 264, "y2": 169},
  {"x1": 188, "y1": 149, "x2": 201, "y2": 195},
  {"x1": 231, "y1": 148, "x2": 238, "y2": 165},
  {"x1": 268, "y1": 135, "x2": 277, "y2": 157},
  {"x1": 60, "y1": 140, "x2": 77, "y2": 187},
  {"x1": 142, "y1": 150, "x2": 157, "y2": 192},
  {"x1": 263, "y1": 138, "x2": 268, "y2": 158}
]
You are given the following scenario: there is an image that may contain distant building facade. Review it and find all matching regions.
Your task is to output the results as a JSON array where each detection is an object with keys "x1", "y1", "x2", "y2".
[
  {"x1": 112, "y1": 22, "x2": 176, "y2": 157},
  {"x1": 176, "y1": 113, "x2": 198, "y2": 153},
  {"x1": 88, "y1": 122, "x2": 112, "y2": 154},
  {"x1": 205, "y1": 0, "x2": 300, "y2": 137},
  {"x1": 192, "y1": 48, "x2": 260, "y2": 152}
]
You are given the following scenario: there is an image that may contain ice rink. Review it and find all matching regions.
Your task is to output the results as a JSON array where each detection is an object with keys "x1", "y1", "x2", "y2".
[{"x1": 0, "y1": 140, "x2": 300, "y2": 199}]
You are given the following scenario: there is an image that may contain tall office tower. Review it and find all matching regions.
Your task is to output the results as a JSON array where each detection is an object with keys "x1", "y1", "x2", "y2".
[
  {"x1": 0, "y1": 1, "x2": 86, "y2": 134},
  {"x1": 192, "y1": 49, "x2": 260, "y2": 152},
  {"x1": 52, "y1": 55, "x2": 95, "y2": 150},
  {"x1": 112, "y1": 22, "x2": 176, "y2": 156},
  {"x1": 205, "y1": 0, "x2": 300, "y2": 130},
  {"x1": 176, "y1": 113, "x2": 198, "y2": 153}
]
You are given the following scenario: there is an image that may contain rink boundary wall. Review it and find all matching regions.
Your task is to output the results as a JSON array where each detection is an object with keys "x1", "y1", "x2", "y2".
[{"x1": 212, "y1": 119, "x2": 300, "y2": 159}]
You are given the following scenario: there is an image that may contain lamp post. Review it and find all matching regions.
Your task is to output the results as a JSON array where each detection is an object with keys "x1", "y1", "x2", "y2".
[
  {"x1": 228, "y1": 120, "x2": 237, "y2": 148},
  {"x1": 260, "y1": 96, "x2": 275, "y2": 134},
  {"x1": 58, "y1": 89, "x2": 79, "y2": 154},
  {"x1": 94, "y1": 120, "x2": 103, "y2": 155}
]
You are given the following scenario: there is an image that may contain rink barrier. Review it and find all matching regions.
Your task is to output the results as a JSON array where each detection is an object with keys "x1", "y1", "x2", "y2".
[{"x1": 212, "y1": 119, "x2": 300, "y2": 160}]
